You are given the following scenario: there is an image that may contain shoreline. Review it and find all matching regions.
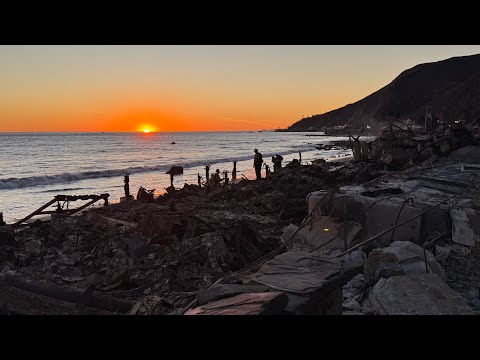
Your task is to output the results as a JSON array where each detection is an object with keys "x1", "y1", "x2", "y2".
[{"x1": 1, "y1": 136, "x2": 353, "y2": 225}]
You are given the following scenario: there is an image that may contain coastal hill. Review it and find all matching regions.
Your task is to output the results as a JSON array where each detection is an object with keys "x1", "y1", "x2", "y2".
[{"x1": 287, "y1": 53, "x2": 480, "y2": 132}]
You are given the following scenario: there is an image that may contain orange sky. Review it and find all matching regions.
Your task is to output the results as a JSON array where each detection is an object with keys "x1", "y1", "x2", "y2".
[{"x1": 2, "y1": 45, "x2": 480, "y2": 132}]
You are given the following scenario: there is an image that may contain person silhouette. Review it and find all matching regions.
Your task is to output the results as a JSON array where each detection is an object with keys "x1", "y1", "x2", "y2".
[{"x1": 253, "y1": 148, "x2": 263, "y2": 180}]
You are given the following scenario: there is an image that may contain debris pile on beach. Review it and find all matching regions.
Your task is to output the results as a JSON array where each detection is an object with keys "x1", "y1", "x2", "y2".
[{"x1": 3, "y1": 125, "x2": 480, "y2": 315}]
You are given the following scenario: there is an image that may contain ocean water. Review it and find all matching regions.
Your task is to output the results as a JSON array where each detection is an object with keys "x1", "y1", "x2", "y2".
[{"x1": 0, "y1": 131, "x2": 352, "y2": 223}]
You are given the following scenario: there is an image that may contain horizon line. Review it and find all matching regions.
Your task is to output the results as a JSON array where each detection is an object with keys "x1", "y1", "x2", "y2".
[{"x1": 0, "y1": 129, "x2": 283, "y2": 134}]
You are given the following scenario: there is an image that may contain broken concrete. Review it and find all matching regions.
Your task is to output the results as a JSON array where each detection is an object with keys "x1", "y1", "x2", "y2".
[
  {"x1": 366, "y1": 274, "x2": 475, "y2": 315},
  {"x1": 364, "y1": 241, "x2": 445, "y2": 284},
  {"x1": 245, "y1": 251, "x2": 362, "y2": 315},
  {"x1": 450, "y1": 209, "x2": 475, "y2": 247}
]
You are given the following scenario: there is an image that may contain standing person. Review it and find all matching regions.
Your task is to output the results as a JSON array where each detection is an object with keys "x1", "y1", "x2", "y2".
[{"x1": 253, "y1": 148, "x2": 263, "y2": 180}]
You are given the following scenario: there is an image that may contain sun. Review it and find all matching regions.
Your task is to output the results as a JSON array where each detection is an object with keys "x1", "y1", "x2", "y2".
[{"x1": 137, "y1": 124, "x2": 156, "y2": 133}]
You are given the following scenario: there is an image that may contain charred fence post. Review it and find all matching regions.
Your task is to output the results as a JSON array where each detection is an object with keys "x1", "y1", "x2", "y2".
[
  {"x1": 361, "y1": 142, "x2": 369, "y2": 161},
  {"x1": 232, "y1": 162, "x2": 237, "y2": 182},
  {"x1": 198, "y1": 173, "x2": 202, "y2": 188},
  {"x1": 205, "y1": 166, "x2": 210, "y2": 187},
  {"x1": 124, "y1": 174, "x2": 130, "y2": 198}
]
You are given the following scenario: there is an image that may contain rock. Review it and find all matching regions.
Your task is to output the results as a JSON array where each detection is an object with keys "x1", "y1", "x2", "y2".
[
  {"x1": 143, "y1": 287, "x2": 152, "y2": 295},
  {"x1": 343, "y1": 300, "x2": 362, "y2": 312},
  {"x1": 147, "y1": 253, "x2": 156, "y2": 260},
  {"x1": 348, "y1": 274, "x2": 365, "y2": 289},
  {"x1": 364, "y1": 241, "x2": 445, "y2": 283},
  {"x1": 434, "y1": 244, "x2": 451, "y2": 261},
  {"x1": 367, "y1": 274, "x2": 476, "y2": 315},
  {"x1": 377, "y1": 263, "x2": 405, "y2": 279},
  {"x1": 449, "y1": 243, "x2": 471, "y2": 257},
  {"x1": 342, "y1": 274, "x2": 366, "y2": 313}
]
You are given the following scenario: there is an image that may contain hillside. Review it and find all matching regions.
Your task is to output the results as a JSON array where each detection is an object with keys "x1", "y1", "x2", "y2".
[{"x1": 287, "y1": 53, "x2": 480, "y2": 131}]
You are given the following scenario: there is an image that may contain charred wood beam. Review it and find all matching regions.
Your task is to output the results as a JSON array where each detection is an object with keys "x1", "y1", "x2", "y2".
[
  {"x1": 0, "y1": 274, "x2": 133, "y2": 313},
  {"x1": 11, "y1": 199, "x2": 57, "y2": 227},
  {"x1": 0, "y1": 286, "x2": 114, "y2": 315}
]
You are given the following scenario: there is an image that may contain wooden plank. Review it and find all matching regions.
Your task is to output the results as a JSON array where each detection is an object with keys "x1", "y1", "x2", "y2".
[{"x1": 186, "y1": 292, "x2": 288, "y2": 315}]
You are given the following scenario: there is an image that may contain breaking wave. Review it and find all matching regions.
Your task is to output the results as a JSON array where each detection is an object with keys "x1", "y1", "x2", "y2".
[{"x1": 0, "y1": 145, "x2": 316, "y2": 190}]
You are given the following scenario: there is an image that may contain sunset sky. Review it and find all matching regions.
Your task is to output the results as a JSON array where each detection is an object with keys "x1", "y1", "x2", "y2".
[{"x1": 2, "y1": 45, "x2": 480, "y2": 132}]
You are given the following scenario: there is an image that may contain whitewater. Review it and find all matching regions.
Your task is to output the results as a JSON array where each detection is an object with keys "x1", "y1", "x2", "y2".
[{"x1": 0, "y1": 131, "x2": 352, "y2": 223}]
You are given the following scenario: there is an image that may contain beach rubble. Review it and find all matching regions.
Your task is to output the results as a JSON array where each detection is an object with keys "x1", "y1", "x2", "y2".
[{"x1": 2, "y1": 128, "x2": 480, "y2": 314}]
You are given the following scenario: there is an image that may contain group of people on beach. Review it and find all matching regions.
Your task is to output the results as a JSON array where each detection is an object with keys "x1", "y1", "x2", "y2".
[
  {"x1": 197, "y1": 148, "x2": 288, "y2": 188},
  {"x1": 204, "y1": 148, "x2": 284, "y2": 187},
  {"x1": 253, "y1": 148, "x2": 283, "y2": 180}
]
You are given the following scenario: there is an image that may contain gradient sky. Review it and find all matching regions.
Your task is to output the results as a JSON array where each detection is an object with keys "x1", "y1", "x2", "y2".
[{"x1": 2, "y1": 45, "x2": 480, "y2": 132}]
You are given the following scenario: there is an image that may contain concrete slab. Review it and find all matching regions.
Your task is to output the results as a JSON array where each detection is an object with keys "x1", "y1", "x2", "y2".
[
  {"x1": 366, "y1": 203, "x2": 422, "y2": 245},
  {"x1": 295, "y1": 216, "x2": 361, "y2": 250}
]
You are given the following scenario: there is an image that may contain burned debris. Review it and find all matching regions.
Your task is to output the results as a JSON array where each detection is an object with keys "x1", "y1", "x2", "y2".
[{"x1": 2, "y1": 124, "x2": 480, "y2": 315}]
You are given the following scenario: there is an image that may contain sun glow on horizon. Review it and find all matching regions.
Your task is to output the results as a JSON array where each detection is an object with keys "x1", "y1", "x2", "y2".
[{"x1": 136, "y1": 124, "x2": 157, "y2": 133}]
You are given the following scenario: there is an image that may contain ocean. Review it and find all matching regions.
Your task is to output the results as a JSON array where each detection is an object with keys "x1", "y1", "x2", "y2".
[{"x1": 0, "y1": 131, "x2": 352, "y2": 224}]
